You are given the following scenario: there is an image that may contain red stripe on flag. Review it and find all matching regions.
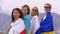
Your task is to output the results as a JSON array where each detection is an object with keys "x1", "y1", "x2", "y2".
[{"x1": 20, "y1": 29, "x2": 26, "y2": 34}]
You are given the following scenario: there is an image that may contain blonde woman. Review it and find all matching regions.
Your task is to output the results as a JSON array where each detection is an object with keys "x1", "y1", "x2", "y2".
[{"x1": 30, "y1": 7, "x2": 41, "y2": 34}]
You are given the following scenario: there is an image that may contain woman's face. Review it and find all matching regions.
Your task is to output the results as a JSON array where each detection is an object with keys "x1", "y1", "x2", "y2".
[
  {"x1": 13, "y1": 10, "x2": 20, "y2": 19},
  {"x1": 21, "y1": 7, "x2": 28, "y2": 16},
  {"x1": 31, "y1": 7, "x2": 38, "y2": 16},
  {"x1": 44, "y1": 5, "x2": 51, "y2": 13}
]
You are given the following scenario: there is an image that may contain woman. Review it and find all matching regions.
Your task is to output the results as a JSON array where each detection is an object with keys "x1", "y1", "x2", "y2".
[
  {"x1": 21, "y1": 4, "x2": 30, "y2": 34},
  {"x1": 30, "y1": 7, "x2": 41, "y2": 34},
  {"x1": 8, "y1": 8, "x2": 26, "y2": 34}
]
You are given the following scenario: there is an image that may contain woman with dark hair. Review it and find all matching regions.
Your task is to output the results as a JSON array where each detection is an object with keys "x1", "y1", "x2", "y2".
[
  {"x1": 21, "y1": 4, "x2": 30, "y2": 34},
  {"x1": 21, "y1": 4, "x2": 30, "y2": 17},
  {"x1": 8, "y1": 8, "x2": 26, "y2": 34}
]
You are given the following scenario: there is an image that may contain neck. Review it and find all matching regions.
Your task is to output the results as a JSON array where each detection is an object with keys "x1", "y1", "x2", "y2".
[
  {"x1": 14, "y1": 18, "x2": 19, "y2": 22},
  {"x1": 24, "y1": 14, "x2": 26, "y2": 17},
  {"x1": 46, "y1": 12, "x2": 50, "y2": 14}
]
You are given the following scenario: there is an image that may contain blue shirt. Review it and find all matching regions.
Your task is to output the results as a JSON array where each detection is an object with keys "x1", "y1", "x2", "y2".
[{"x1": 23, "y1": 14, "x2": 30, "y2": 34}]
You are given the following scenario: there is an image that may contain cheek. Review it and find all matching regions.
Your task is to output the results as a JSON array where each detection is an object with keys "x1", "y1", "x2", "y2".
[
  {"x1": 33, "y1": 11, "x2": 36, "y2": 14},
  {"x1": 16, "y1": 14, "x2": 20, "y2": 17},
  {"x1": 32, "y1": 11, "x2": 34, "y2": 13},
  {"x1": 32, "y1": 12, "x2": 35, "y2": 15},
  {"x1": 45, "y1": 8, "x2": 47, "y2": 10},
  {"x1": 35, "y1": 12, "x2": 37, "y2": 15},
  {"x1": 13, "y1": 13, "x2": 20, "y2": 18},
  {"x1": 45, "y1": 9, "x2": 48, "y2": 11},
  {"x1": 22, "y1": 10, "x2": 25, "y2": 12},
  {"x1": 25, "y1": 11, "x2": 28, "y2": 14},
  {"x1": 13, "y1": 13, "x2": 16, "y2": 16}
]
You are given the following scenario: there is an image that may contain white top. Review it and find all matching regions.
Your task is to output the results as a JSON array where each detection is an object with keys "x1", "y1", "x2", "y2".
[
  {"x1": 8, "y1": 18, "x2": 25, "y2": 34},
  {"x1": 30, "y1": 15, "x2": 40, "y2": 34}
]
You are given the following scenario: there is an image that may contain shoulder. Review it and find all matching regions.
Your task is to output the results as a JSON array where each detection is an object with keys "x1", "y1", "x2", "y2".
[
  {"x1": 17, "y1": 18, "x2": 25, "y2": 27},
  {"x1": 46, "y1": 12, "x2": 52, "y2": 18},
  {"x1": 24, "y1": 14, "x2": 30, "y2": 20},
  {"x1": 18, "y1": 18, "x2": 24, "y2": 23},
  {"x1": 32, "y1": 15, "x2": 39, "y2": 21},
  {"x1": 25, "y1": 14, "x2": 30, "y2": 18},
  {"x1": 33, "y1": 15, "x2": 38, "y2": 19}
]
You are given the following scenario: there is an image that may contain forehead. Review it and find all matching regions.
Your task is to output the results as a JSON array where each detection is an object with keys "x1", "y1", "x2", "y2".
[
  {"x1": 32, "y1": 7, "x2": 38, "y2": 10},
  {"x1": 45, "y1": 4, "x2": 50, "y2": 7},
  {"x1": 22, "y1": 7, "x2": 28, "y2": 9},
  {"x1": 13, "y1": 10, "x2": 19, "y2": 12}
]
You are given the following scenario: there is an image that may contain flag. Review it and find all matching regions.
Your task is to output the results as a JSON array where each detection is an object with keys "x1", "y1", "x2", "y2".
[
  {"x1": 20, "y1": 29, "x2": 26, "y2": 34},
  {"x1": 40, "y1": 12, "x2": 54, "y2": 34},
  {"x1": 8, "y1": 18, "x2": 26, "y2": 34}
]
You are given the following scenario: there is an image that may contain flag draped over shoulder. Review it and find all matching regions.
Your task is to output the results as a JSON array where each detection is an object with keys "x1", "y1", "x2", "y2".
[
  {"x1": 8, "y1": 18, "x2": 26, "y2": 34},
  {"x1": 40, "y1": 12, "x2": 54, "y2": 34}
]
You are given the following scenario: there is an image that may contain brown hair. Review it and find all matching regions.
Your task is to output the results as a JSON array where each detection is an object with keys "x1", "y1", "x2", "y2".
[{"x1": 22, "y1": 4, "x2": 30, "y2": 15}]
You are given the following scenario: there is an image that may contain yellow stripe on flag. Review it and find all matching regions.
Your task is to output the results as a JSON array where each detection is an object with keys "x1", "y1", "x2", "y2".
[
  {"x1": 42, "y1": 31, "x2": 54, "y2": 34},
  {"x1": 28, "y1": 28, "x2": 31, "y2": 34}
]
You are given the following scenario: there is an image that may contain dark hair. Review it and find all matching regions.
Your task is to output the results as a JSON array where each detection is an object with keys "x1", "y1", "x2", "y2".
[
  {"x1": 11, "y1": 8, "x2": 23, "y2": 22},
  {"x1": 22, "y1": 4, "x2": 30, "y2": 15}
]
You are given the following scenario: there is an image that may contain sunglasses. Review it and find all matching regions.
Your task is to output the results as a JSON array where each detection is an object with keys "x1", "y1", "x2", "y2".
[
  {"x1": 32, "y1": 9, "x2": 37, "y2": 12},
  {"x1": 44, "y1": 6, "x2": 50, "y2": 9}
]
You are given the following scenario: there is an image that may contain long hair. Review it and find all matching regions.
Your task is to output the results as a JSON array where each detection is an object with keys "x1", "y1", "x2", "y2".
[
  {"x1": 11, "y1": 8, "x2": 23, "y2": 22},
  {"x1": 22, "y1": 4, "x2": 30, "y2": 15},
  {"x1": 32, "y1": 7, "x2": 39, "y2": 17},
  {"x1": 34, "y1": 7, "x2": 39, "y2": 16},
  {"x1": 31, "y1": 7, "x2": 40, "y2": 19}
]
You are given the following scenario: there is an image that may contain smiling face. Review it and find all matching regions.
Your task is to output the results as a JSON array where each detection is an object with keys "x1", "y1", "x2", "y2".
[
  {"x1": 12, "y1": 8, "x2": 23, "y2": 22},
  {"x1": 44, "y1": 3, "x2": 51, "y2": 13},
  {"x1": 31, "y1": 7, "x2": 38, "y2": 16},
  {"x1": 21, "y1": 7, "x2": 28, "y2": 16},
  {"x1": 13, "y1": 10, "x2": 20, "y2": 19}
]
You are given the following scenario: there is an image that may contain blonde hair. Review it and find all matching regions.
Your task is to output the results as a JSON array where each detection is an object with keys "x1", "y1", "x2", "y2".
[
  {"x1": 45, "y1": 3, "x2": 51, "y2": 8},
  {"x1": 30, "y1": 6, "x2": 40, "y2": 19}
]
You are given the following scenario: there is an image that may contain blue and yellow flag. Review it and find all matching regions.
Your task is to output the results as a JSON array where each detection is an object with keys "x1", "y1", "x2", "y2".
[{"x1": 40, "y1": 12, "x2": 54, "y2": 34}]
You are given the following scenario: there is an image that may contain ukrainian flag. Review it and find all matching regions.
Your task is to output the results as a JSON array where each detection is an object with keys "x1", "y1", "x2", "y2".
[
  {"x1": 40, "y1": 12, "x2": 54, "y2": 34},
  {"x1": 42, "y1": 31, "x2": 54, "y2": 34}
]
